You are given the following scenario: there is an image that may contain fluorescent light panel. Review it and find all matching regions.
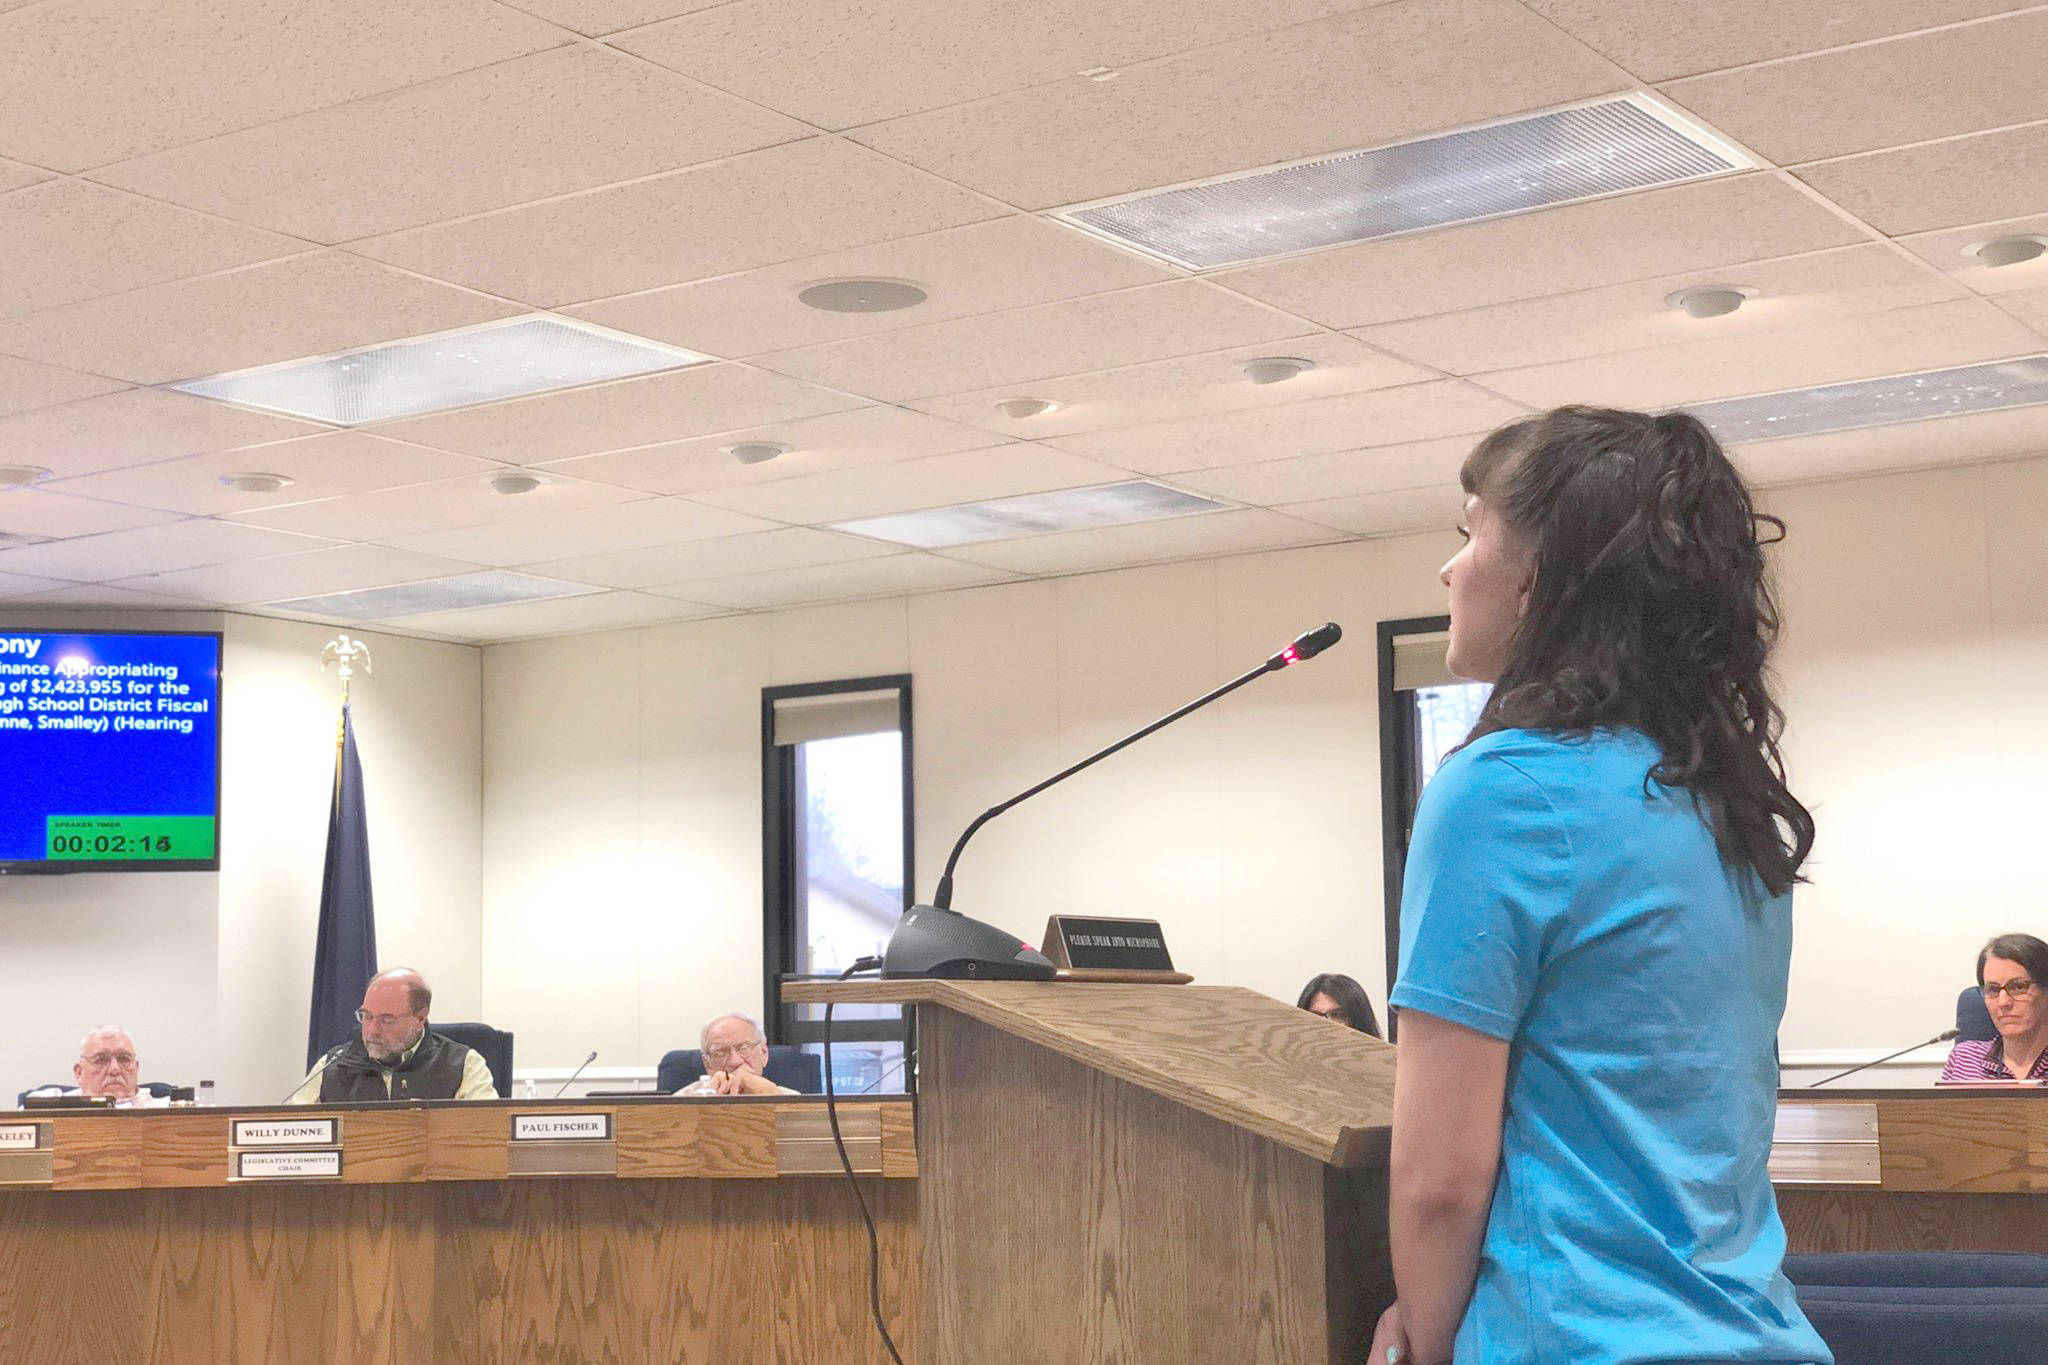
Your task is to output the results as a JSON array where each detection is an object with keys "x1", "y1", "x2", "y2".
[
  {"x1": 173, "y1": 316, "x2": 711, "y2": 425},
  {"x1": 1691, "y1": 355, "x2": 2048, "y2": 444},
  {"x1": 1054, "y1": 94, "x2": 1749, "y2": 270},
  {"x1": 832, "y1": 480, "x2": 1228, "y2": 548},
  {"x1": 267, "y1": 570, "x2": 600, "y2": 621}
]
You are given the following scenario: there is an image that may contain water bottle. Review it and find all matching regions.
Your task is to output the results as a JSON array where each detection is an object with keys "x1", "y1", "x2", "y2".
[
  {"x1": 519, "y1": 1076, "x2": 537, "y2": 1101},
  {"x1": 196, "y1": 1079, "x2": 215, "y2": 1107}
]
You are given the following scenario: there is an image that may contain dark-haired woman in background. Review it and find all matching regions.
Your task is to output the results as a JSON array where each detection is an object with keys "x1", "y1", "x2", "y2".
[
  {"x1": 1941, "y1": 933, "x2": 2048, "y2": 1082},
  {"x1": 1297, "y1": 973, "x2": 1382, "y2": 1039},
  {"x1": 1370, "y1": 408, "x2": 1829, "y2": 1365}
]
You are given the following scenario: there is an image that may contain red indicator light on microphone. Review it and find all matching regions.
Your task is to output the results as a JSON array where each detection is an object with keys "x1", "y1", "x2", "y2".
[{"x1": 1279, "y1": 646, "x2": 1299, "y2": 665}]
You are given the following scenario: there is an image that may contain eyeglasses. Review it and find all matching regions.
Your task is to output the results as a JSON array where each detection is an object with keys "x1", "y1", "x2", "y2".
[
  {"x1": 1309, "y1": 1007, "x2": 1351, "y2": 1024},
  {"x1": 354, "y1": 1009, "x2": 416, "y2": 1028},
  {"x1": 1983, "y1": 980, "x2": 2037, "y2": 1001},
  {"x1": 704, "y1": 1040, "x2": 765, "y2": 1062},
  {"x1": 84, "y1": 1051, "x2": 136, "y2": 1067}
]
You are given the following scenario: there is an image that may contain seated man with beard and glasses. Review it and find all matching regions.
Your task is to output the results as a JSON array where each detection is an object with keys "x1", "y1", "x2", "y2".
[{"x1": 286, "y1": 968, "x2": 496, "y2": 1103}]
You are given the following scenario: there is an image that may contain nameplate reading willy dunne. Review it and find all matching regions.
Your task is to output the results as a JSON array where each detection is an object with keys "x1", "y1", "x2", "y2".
[
  {"x1": 232, "y1": 1118, "x2": 338, "y2": 1147},
  {"x1": 512, "y1": 1113, "x2": 612, "y2": 1142}
]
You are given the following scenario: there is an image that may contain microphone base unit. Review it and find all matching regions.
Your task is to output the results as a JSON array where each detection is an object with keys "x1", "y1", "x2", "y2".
[{"x1": 882, "y1": 905, "x2": 1057, "y2": 981}]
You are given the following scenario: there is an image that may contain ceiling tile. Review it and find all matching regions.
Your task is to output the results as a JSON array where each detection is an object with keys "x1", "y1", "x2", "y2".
[
  {"x1": 941, "y1": 507, "x2": 1335, "y2": 574},
  {"x1": 1277, "y1": 484, "x2": 1466, "y2": 537},
  {"x1": 0, "y1": 0, "x2": 569, "y2": 172},
  {"x1": 527, "y1": 526, "x2": 898, "y2": 588},
  {"x1": 0, "y1": 569, "x2": 75, "y2": 597},
  {"x1": 563, "y1": 216, "x2": 1179, "y2": 358},
  {"x1": 394, "y1": 590, "x2": 725, "y2": 641},
  {"x1": 687, "y1": 444, "x2": 1127, "y2": 523},
  {"x1": 92, "y1": 47, "x2": 808, "y2": 243},
  {"x1": 1472, "y1": 297, "x2": 2046, "y2": 409},
  {"x1": 0, "y1": 181, "x2": 302, "y2": 320},
  {"x1": 753, "y1": 281, "x2": 1309, "y2": 402},
  {"x1": 379, "y1": 496, "x2": 780, "y2": 564},
  {"x1": 0, "y1": 388, "x2": 325, "y2": 477},
  {"x1": 1165, "y1": 435, "x2": 1481, "y2": 504},
  {"x1": 222, "y1": 473, "x2": 641, "y2": 543},
  {"x1": 1663, "y1": 11, "x2": 2048, "y2": 165},
  {"x1": 0, "y1": 157, "x2": 49, "y2": 193},
  {"x1": 0, "y1": 517, "x2": 336, "y2": 582},
  {"x1": 375, "y1": 363, "x2": 867, "y2": 463},
  {"x1": 906, "y1": 333, "x2": 1435, "y2": 438},
  {"x1": 657, "y1": 553, "x2": 1016, "y2": 610},
  {"x1": 0, "y1": 354, "x2": 126, "y2": 419},
  {"x1": 106, "y1": 543, "x2": 478, "y2": 605},
  {"x1": 43, "y1": 431, "x2": 500, "y2": 516},
  {"x1": 1047, "y1": 380, "x2": 1527, "y2": 473},
  {"x1": 537, "y1": 405, "x2": 1004, "y2": 494},
  {"x1": 1524, "y1": 1, "x2": 2035, "y2": 83},
  {"x1": 1734, "y1": 404, "x2": 2048, "y2": 487},
  {"x1": 615, "y1": 0, "x2": 1372, "y2": 130},
  {"x1": 0, "y1": 487, "x2": 180, "y2": 541},
  {"x1": 0, "y1": 251, "x2": 523, "y2": 386},
  {"x1": 1897, "y1": 213, "x2": 2048, "y2": 294},
  {"x1": 1797, "y1": 124, "x2": 2048, "y2": 235},
  {"x1": 1997, "y1": 286, "x2": 2048, "y2": 334},
  {"x1": 1217, "y1": 174, "x2": 1866, "y2": 327},
  {"x1": 8, "y1": 582, "x2": 222, "y2": 609},
  {"x1": 1350, "y1": 244, "x2": 1964, "y2": 374},
  {"x1": 353, "y1": 138, "x2": 1003, "y2": 307},
  {"x1": 500, "y1": 1, "x2": 726, "y2": 37},
  {"x1": 851, "y1": 0, "x2": 1624, "y2": 208}
]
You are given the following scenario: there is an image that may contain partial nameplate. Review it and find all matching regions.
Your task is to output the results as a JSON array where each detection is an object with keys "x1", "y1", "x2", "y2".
[
  {"x1": 236, "y1": 1149, "x2": 343, "y2": 1181},
  {"x1": 1042, "y1": 914, "x2": 1175, "y2": 972},
  {"x1": 0, "y1": 1122, "x2": 45, "y2": 1152},
  {"x1": 232, "y1": 1117, "x2": 339, "y2": 1147},
  {"x1": 512, "y1": 1112, "x2": 612, "y2": 1142}
]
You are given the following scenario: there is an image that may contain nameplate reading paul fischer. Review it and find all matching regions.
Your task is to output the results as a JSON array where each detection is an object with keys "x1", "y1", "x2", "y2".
[
  {"x1": 232, "y1": 1118, "x2": 338, "y2": 1147},
  {"x1": 512, "y1": 1113, "x2": 612, "y2": 1142}
]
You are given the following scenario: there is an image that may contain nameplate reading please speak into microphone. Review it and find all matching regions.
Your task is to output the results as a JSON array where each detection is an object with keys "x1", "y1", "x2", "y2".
[
  {"x1": 1043, "y1": 916, "x2": 1176, "y2": 972},
  {"x1": 512, "y1": 1113, "x2": 612, "y2": 1142},
  {"x1": 232, "y1": 1118, "x2": 338, "y2": 1147}
]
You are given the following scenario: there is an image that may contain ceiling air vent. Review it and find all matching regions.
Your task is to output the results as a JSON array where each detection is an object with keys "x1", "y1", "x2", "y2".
[
  {"x1": 831, "y1": 480, "x2": 1227, "y2": 548},
  {"x1": 1689, "y1": 355, "x2": 2048, "y2": 444},
  {"x1": 1052, "y1": 93, "x2": 1752, "y2": 271}
]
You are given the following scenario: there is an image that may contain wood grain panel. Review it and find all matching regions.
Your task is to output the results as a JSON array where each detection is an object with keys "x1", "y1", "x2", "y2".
[
  {"x1": 0, "y1": 1188, "x2": 151, "y2": 1362},
  {"x1": 788, "y1": 980, "x2": 1394, "y2": 1166},
  {"x1": 880, "y1": 1102, "x2": 918, "y2": 1178},
  {"x1": 1876, "y1": 1097, "x2": 2043, "y2": 1192},
  {"x1": 614, "y1": 1102, "x2": 702, "y2": 1178},
  {"x1": 49, "y1": 1116, "x2": 141, "y2": 1190},
  {"x1": 694, "y1": 1102, "x2": 778, "y2": 1178},
  {"x1": 1780, "y1": 1188, "x2": 2048, "y2": 1254},
  {"x1": 423, "y1": 1106, "x2": 508, "y2": 1181},
  {"x1": 140, "y1": 1111, "x2": 231, "y2": 1188},
  {"x1": 918, "y1": 1009, "x2": 1349, "y2": 1364},
  {"x1": 339, "y1": 1109, "x2": 427, "y2": 1184}
]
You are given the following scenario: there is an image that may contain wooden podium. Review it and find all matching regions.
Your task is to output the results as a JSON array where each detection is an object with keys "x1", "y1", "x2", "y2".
[{"x1": 785, "y1": 978, "x2": 1397, "y2": 1364}]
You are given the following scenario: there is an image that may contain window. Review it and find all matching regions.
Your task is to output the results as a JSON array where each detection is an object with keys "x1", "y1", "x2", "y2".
[
  {"x1": 1376, "y1": 618, "x2": 1491, "y2": 1037},
  {"x1": 762, "y1": 676, "x2": 913, "y2": 1093}
]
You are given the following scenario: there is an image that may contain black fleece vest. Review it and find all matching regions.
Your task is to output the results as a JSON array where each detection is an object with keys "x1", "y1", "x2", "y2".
[{"x1": 315, "y1": 1029, "x2": 471, "y2": 1103}]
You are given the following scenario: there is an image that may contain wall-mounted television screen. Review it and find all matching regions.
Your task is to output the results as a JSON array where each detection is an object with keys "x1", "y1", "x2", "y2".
[{"x1": 0, "y1": 629, "x2": 222, "y2": 874}]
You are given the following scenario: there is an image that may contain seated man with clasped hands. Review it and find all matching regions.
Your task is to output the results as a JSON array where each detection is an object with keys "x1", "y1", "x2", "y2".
[{"x1": 673, "y1": 1013, "x2": 798, "y2": 1097}]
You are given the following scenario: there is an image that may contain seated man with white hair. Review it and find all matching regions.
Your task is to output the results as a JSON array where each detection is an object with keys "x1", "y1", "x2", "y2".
[
  {"x1": 674, "y1": 1013, "x2": 799, "y2": 1097},
  {"x1": 23, "y1": 1026, "x2": 169, "y2": 1107}
]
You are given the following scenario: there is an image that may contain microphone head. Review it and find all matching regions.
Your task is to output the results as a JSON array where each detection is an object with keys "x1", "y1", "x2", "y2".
[{"x1": 1273, "y1": 622, "x2": 1342, "y2": 667}]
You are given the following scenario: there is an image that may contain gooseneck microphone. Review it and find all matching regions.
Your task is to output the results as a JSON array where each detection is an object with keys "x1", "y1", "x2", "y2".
[
  {"x1": 553, "y1": 1050, "x2": 599, "y2": 1099},
  {"x1": 882, "y1": 623, "x2": 1343, "y2": 979},
  {"x1": 1806, "y1": 1029, "x2": 1957, "y2": 1088}
]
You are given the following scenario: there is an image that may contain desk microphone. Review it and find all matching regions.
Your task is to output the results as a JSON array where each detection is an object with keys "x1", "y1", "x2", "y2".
[
  {"x1": 553, "y1": 1050, "x2": 599, "y2": 1098},
  {"x1": 1806, "y1": 1029, "x2": 1957, "y2": 1087},
  {"x1": 283, "y1": 1046, "x2": 348, "y2": 1105},
  {"x1": 881, "y1": 622, "x2": 1344, "y2": 979}
]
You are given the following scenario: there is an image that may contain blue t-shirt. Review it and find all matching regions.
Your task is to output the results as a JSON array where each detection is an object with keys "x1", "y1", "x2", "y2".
[{"x1": 1390, "y1": 728, "x2": 1830, "y2": 1365}]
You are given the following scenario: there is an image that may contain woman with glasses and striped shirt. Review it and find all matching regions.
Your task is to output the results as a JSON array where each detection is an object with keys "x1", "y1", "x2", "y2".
[{"x1": 1941, "y1": 934, "x2": 2048, "y2": 1083}]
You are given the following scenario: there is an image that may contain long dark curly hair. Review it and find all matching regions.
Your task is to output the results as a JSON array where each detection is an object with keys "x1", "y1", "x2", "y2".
[{"x1": 1461, "y1": 405, "x2": 1813, "y2": 896}]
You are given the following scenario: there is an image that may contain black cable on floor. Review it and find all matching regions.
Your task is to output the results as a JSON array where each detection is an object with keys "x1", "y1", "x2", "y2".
[{"x1": 824, "y1": 956, "x2": 902, "y2": 1365}]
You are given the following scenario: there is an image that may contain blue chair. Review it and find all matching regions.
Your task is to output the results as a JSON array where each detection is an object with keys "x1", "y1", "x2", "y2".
[
  {"x1": 432, "y1": 1022, "x2": 513, "y2": 1099},
  {"x1": 657, "y1": 1046, "x2": 822, "y2": 1095},
  {"x1": 1956, "y1": 985, "x2": 1996, "y2": 1042},
  {"x1": 16, "y1": 1080, "x2": 176, "y2": 1107},
  {"x1": 1786, "y1": 1252, "x2": 2048, "y2": 1365}
]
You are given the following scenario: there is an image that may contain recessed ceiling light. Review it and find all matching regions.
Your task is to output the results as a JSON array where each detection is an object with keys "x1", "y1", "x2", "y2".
[
  {"x1": 267, "y1": 571, "x2": 600, "y2": 621},
  {"x1": 1242, "y1": 356, "x2": 1315, "y2": 385},
  {"x1": 1052, "y1": 92, "x2": 1751, "y2": 270},
  {"x1": 0, "y1": 463, "x2": 51, "y2": 487},
  {"x1": 727, "y1": 441, "x2": 790, "y2": 465},
  {"x1": 1078, "y1": 66, "x2": 1120, "y2": 82},
  {"x1": 996, "y1": 397, "x2": 1059, "y2": 420},
  {"x1": 488, "y1": 471, "x2": 546, "y2": 496},
  {"x1": 796, "y1": 279, "x2": 929, "y2": 313},
  {"x1": 831, "y1": 480, "x2": 1228, "y2": 548},
  {"x1": 1690, "y1": 354, "x2": 2048, "y2": 443},
  {"x1": 1666, "y1": 285, "x2": 1752, "y2": 319},
  {"x1": 218, "y1": 472, "x2": 294, "y2": 494},
  {"x1": 1968, "y1": 235, "x2": 2048, "y2": 268},
  {"x1": 172, "y1": 316, "x2": 711, "y2": 425}
]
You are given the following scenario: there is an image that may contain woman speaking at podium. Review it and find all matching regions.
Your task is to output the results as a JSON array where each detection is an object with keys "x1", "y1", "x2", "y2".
[{"x1": 1373, "y1": 408, "x2": 1830, "y2": 1365}]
